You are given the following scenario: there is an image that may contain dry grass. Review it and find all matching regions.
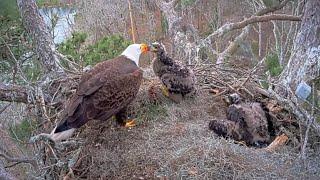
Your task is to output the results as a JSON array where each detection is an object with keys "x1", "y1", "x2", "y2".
[
  {"x1": 70, "y1": 79, "x2": 320, "y2": 179},
  {"x1": 1, "y1": 68, "x2": 320, "y2": 179}
]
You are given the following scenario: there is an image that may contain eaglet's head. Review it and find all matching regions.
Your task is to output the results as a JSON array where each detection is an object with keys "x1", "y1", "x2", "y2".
[
  {"x1": 121, "y1": 43, "x2": 150, "y2": 66},
  {"x1": 150, "y1": 42, "x2": 166, "y2": 54}
]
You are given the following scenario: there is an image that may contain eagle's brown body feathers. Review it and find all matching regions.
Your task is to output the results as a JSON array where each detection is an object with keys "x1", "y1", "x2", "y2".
[
  {"x1": 55, "y1": 56, "x2": 142, "y2": 133},
  {"x1": 209, "y1": 102, "x2": 270, "y2": 147},
  {"x1": 152, "y1": 43, "x2": 196, "y2": 102}
]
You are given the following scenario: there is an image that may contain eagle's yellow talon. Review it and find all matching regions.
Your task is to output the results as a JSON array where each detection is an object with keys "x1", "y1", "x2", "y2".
[
  {"x1": 125, "y1": 119, "x2": 136, "y2": 128},
  {"x1": 234, "y1": 140, "x2": 247, "y2": 146},
  {"x1": 161, "y1": 86, "x2": 169, "y2": 97}
]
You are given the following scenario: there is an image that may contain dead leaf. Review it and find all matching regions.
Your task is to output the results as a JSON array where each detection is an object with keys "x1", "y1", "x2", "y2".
[
  {"x1": 209, "y1": 88, "x2": 220, "y2": 95},
  {"x1": 266, "y1": 100, "x2": 283, "y2": 113},
  {"x1": 188, "y1": 167, "x2": 198, "y2": 176}
]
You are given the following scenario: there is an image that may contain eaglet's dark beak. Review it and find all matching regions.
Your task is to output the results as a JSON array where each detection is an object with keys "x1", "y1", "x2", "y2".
[{"x1": 150, "y1": 43, "x2": 160, "y2": 52}]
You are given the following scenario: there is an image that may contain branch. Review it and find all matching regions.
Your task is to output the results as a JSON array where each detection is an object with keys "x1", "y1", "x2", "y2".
[
  {"x1": 210, "y1": 0, "x2": 293, "y2": 65},
  {"x1": 0, "y1": 83, "x2": 31, "y2": 104},
  {"x1": 0, "y1": 104, "x2": 11, "y2": 115},
  {"x1": 0, "y1": 153, "x2": 37, "y2": 169},
  {"x1": 204, "y1": 14, "x2": 301, "y2": 43},
  {"x1": 216, "y1": 26, "x2": 250, "y2": 64},
  {"x1": 256, "y1": 0, "x2": 291, "y2": 16},
  {"x1": 127, "y1": 0, "x2": 136, "y2": 43}
]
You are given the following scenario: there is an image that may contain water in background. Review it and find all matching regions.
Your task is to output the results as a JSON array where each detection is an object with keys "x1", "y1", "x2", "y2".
[{"x1": 39, "y1": 7, "x2": 76, "y2": 44}]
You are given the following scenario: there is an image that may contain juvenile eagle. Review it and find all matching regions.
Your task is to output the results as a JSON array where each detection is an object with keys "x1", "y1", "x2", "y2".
[
  {"x1": 209, "y1": 93, "x2": 270, "y2": 147},
  {"x1": 46, "y1": 44, "x2": 150, "y2": 142},
  {"x1": 150, "y1": 42, "x2": 196, "y2": 103}
]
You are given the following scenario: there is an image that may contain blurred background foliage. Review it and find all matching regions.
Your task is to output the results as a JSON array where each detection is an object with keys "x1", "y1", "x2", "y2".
[{"x1": 58, "y1": 33, "x2": 132, "y2": 66}]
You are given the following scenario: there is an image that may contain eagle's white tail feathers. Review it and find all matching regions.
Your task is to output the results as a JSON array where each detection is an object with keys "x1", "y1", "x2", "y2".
[{"x1": 49, "y1": 128, "x2": 76, "y2": 142}]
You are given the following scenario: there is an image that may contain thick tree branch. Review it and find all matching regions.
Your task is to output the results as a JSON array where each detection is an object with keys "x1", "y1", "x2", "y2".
[
  {"x1": 204, "y1": 14, "x2": 301, "y2": 43},
  {"x1": 0, "y1": 153, "x2": 37, "y2": 169},
  {"x1": 256, "y1": 0, "x2": 291, "y2": 16},
  {"x1": 216, "y1": 26, "x2": 250, "y2": 64},
  {"x1": 215, "y1": 0, "x2": 293, "y2": 65},
  {"x1": 0, "y1": 83, "x2": 31, "y2": 104}
]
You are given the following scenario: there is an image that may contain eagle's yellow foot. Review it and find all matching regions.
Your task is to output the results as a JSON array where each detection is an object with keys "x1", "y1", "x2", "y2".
[
  {"x1": 161, "y1": 86, "x2": 169, "y2": 97},
  {"x1": 124, "y1": 119, "x2": 136, "y2": 128},
  {"x1": 234, "y1": 140, "x2": 247, "y2": 146}
]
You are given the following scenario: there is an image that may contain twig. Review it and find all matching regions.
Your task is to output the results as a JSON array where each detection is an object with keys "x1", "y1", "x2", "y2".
[
  {"x1": 204, "y1": 14, "x2": 301, "y2": 44},
  {"x1": 238, "y1": 57, "x2": 266, "y2": 89},
  {"x1": 268, "y1": 86, "x2": 320, "y2": 136},
  {"x1": 0, "y1": 104, "x2": 11, "y2": 115},
  {"x1": 0, "y1": 37, "x2": 30, "y2": 84},
  {"x1": 0, "y1": 153, "x2": 37, "y2": 168},
  {"x1": 44, "y1": 142, "x2": 58, "y2": 161}
]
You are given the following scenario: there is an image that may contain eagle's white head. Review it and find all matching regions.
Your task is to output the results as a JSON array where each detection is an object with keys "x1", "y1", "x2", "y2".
[{"x1": 121, "y1": 43, "x2": 149, "y2": 66}]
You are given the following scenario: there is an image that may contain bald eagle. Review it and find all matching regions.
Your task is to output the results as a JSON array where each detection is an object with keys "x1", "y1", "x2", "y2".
[
  {"x1": 150, "y1": 42, "x2": 196, "y2": 103},
  {"x1": 46, "y1": 44, "x2": 150, "y2": 142}
]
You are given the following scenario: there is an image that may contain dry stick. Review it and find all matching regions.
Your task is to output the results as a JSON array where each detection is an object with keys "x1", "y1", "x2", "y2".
[
  {"x1": 0, "y1": 153, "x2": 37, "y2": 168},
  {"x1": 216, "y1": 26, "x2": 250, "y2": 64},
  {"x1": 0, "y1": 38, "x2": 29, "y2": 84},
  {"x1": 0, "y1": 38, "x2": 38, "y2": 107},
  {"x1": 36, "y1": 87, "x2": 51, "y2": 123},
  {"x1": 268, "y1": 88, "x2": 320, "y2": 136},
  {"x1": 209, "y1": 75, "x2": 239, "y2": 94},
  {"x1": 235, "y1": 57, "x2": 266, "y2": 93},
  {"x1": 128, "y1": 0, "x2": 136, "y2": 43},
  {"x1": 0, "y1": 104, "x2": 11, "y2": 115}
]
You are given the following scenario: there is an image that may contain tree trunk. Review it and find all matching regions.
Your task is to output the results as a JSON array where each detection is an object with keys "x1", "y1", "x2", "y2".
[
  {"x1": 277, "y1": 0, "x2": 320, "y2": 94},
  {"x1": 17, "y1": 0, "x2": 62, "y2": 73}
]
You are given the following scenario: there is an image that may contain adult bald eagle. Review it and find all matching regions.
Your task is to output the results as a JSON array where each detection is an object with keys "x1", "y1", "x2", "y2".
[
  {"x1": 150, "y1": 42, "x2": 196, "y2": 103},
  {"x1": 46, "y1": 44, "x2": 150, "y2": 142}
]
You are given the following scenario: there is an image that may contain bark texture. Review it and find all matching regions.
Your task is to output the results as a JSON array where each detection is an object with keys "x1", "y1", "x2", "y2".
[
  {"x1": 17, "y1": 0, "x2": 62, "y2": 73},
  {"x1": 0, "y1": 83, "x2": 30, "y2": 104},
  {"x1": 278, "y1": 0, "x2": 320, "y2": 91}
]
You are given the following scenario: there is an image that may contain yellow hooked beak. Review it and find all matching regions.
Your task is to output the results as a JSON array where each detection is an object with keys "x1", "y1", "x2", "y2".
[{"x1": 140, "y1": 44, "x2": 150, "y2": 54}]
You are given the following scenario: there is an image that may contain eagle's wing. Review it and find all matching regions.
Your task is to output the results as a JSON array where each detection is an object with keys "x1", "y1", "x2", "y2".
[
  {"x1": 65, "y1": 62, "x2": 114, "y2": 116},
  {"x1": 88, "y1": 69, "x2": 142, "y2": 120},
  {"x1": 66, "y1": 70, "x2": 110, "y2": 117},
  {"x1": 64, "y1": 68, "x2": 142, "y2": 127}
]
